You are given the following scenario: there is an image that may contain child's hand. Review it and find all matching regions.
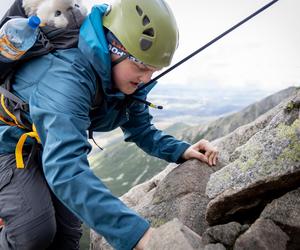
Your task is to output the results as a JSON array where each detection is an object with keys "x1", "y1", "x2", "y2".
[
  {"x1": 182, "y1": 139, "x2": 218, "y2": 166},
  {"x1": 135, "y1": 227, "x2": 154, "y2": 250}
]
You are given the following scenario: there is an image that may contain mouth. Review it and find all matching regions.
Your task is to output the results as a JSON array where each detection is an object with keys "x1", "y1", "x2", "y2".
[{"x1": 129, "y1": 81, "x2": 139, "y2": 88}]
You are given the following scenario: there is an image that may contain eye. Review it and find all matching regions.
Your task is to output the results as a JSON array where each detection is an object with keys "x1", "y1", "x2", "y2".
[
  {"x1": 136, "y1": 63, "x2": 148, "y2": 72},
  {"x1": 55, "y1": 10, "x2": 61, "y2": 17},
  {"x1": 132, "y1": 61, "x2": 143, "y2": 71},
  {"x1": 75, "y1": 4, "x2": 80, "y2": 8}
]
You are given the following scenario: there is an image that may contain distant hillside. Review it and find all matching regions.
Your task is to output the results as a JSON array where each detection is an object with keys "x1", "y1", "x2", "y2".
[
  {"x1": 183, "y1": 86, "x2": 298, "y2": 143},
  {"x1": 89, "y1": 122, "x2": 190, "y2": 197},
  {"x1": 149, "y1": 84, "x2": 271, "y2": 125}
]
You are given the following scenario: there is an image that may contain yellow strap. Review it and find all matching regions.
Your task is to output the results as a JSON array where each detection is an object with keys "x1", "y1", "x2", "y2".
[
  {"x1": 0, "y1": 94, "x2": 41, "y2": 168},
  {"x1": 1, "y1": 94, "x2": 25, "y2": 129},
  {"x1": 32, "y1": 124, "x2": 41, "y2": 143},
  {"x1": 0, "y1": 115, "x2": 17, "y2": 127},
  {"x1": 15, "y1": 124, "x2": 41, "y2": 168}
]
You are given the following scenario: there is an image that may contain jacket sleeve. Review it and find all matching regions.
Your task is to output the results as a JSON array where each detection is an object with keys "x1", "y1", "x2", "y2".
[
  {"x1": 28, "y1": 55, "x2": 149, "y2": 250},
  {"x1": 121, "y1": 98, "x2": 191, "y2": 164}
]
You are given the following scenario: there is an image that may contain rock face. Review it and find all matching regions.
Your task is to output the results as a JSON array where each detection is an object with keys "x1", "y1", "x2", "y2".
[
  {"x1": 234, "y1": 218, "x2": 289, "y2": 250},
  {"x1": 205, "y1": 92, "x2": 300, "y2": 225},
  {"x1": 260, "y1": 188, "x2": 300, "y2": 249},
  {"x1": 90, "y1": 87, "x2": 300, "y2": 249},
  {"x1": 145, "y1": 219, "x2": 204, "y2": 250},
  {"x1": 201, "y1": 222, "x2": 249, "y2": 247},
  {"x1": 143, "y1": 160, "x2": 213, "y2": 234}
]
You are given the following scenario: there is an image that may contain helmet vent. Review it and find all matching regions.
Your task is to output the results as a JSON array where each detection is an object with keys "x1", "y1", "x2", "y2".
[
  {"x1": 143, "y1": 28, "x2": 154, "y2": 37},
  {"x1": 140, "y1": 38, "x2": 152, "y2": 51},
  {"x1": 136, "y1": 5, "x2": 143, "y2": 16},
  {"x1": 142, "y1": 15, "x2": 150, "y2": 26}
]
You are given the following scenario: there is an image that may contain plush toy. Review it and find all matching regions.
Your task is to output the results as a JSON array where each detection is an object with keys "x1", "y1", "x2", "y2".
[{"x1": 22, "y1": 0, "x2": 87, "y2": 28}]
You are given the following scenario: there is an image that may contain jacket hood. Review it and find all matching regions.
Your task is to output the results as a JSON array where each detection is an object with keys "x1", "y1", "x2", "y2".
[{"x1": 78, "y1": 4, "x2": 125, "y2": 99}]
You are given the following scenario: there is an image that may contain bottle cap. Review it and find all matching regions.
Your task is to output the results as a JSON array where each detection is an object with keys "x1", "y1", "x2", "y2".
[{"x1": 28, "y1": 16, "x2": 41, "y2": 29}]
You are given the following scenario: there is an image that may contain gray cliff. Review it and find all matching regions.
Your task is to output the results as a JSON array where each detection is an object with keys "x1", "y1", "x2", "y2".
[{"x1": 90, "y1": 87, "x2": 300, "y2": 250}]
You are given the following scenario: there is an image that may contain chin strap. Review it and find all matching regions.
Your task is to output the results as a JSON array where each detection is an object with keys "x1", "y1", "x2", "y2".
[{"x1": 111, "y1": 53, "x2": 128, "y2": 67}]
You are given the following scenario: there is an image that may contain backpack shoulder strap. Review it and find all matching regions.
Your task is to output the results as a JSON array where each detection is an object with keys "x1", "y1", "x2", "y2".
[
  {"x1": 88, "y1": 69, "x2": 105, "y2": 150},
  {"x1": 90, "y1": 65, "x2": 104, "y2": 110},
  {"x1": 92, "y1": 75, "x2": 104, "y2": 108}
]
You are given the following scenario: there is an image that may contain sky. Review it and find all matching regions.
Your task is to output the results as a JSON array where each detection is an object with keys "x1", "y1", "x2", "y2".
[{"x1": 1, "y1": 0, "x2": 299, "y2": 94}]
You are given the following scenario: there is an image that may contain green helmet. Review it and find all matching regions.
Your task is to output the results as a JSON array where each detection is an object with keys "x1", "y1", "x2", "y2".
[{"x1": 103, "y1": 0, "x2": 179, "y2": 68}]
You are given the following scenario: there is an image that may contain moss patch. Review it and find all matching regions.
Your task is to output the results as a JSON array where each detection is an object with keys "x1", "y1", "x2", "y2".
[
  {"x1": 285, "y1": 100, "x2": 300, "y2": 113},
  {"x1": 276, "y1": 119, "x2": 300, "y2": 164},
  {"x1": 231, "y1": 119, "x2": 300, "y2": 178},
  {"x1": 151, "y1": 218, "x2": 168, "y2": 228},
  {"x1": 234, "y1": 143, "x2": 263, "y2": 173}
]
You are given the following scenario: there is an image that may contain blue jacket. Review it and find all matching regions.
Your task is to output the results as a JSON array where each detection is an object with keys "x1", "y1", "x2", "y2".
[{"x1": 0, "y1": 5, "x2": 190, "y2": 250}]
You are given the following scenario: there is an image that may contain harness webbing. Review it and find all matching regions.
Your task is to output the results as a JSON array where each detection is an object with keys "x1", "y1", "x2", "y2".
[
  {"x1": 0, "y1": 89, "x2": 40, "y2": 168},
  {"x1": 0, "y1": 0, "x2": 88, "y2": 168},
  {"x1": 15, "y1": 124, "x2": 40, "y2": 168},
  {"x1": 1, "y1": 94, "x2": 24, "y2": 128},
  {"x1": 0, "y1": 66, "x2": 106, "y2": 167}
]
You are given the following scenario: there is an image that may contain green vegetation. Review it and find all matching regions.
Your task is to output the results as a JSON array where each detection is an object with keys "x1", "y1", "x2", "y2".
[
  {"x1": 80, "y1": 224, "x2": 90, "y2": 250},
  {"x1": 89, "y1": 123, "x2": 190, "y2": 197},
  {"x1": 151, "y1": 218, "x2": 168, "y2": 228},
  {"x1": 90, "y1": 140, "x2": 168, "y2": 196},
  {"x1": 285, "y1": 100, "x2": 300, "y2": 113},
  {"x1": 276, "y1": 119, "x2": 300, "y2": 164},
  {"x1": 230, "y1": 118, "x2": 300, "y2": 180}
]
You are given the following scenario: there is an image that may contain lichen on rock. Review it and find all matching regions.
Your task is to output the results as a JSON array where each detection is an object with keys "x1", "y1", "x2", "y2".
[
  {"x1": 276, "y1": 119, "x2": 300, "y2": 164},
  {"x1": 206, "y1": 102, "x2": 300, "y2": 199}
]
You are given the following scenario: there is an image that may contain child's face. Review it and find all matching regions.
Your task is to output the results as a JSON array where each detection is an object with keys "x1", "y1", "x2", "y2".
[{"x1": 111, "y1": 54, "x2": 161, "y2": 95}]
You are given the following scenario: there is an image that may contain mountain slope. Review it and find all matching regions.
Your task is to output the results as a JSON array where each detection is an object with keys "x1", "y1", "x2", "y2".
[
  {"x1": 183, "y1": 86, "x2": 298, "y2": 143},
  {"x1": 89, "y1": 122, "x2": 190, "y2": 196}
]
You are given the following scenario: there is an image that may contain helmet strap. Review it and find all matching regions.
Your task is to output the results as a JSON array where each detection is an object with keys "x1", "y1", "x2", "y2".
[
  {"x1": 111, "y1": 53, "x2": 128, "y2": 67},
  {"x1": 107, "y1": 31, "x2": 146, "y2": 67}
]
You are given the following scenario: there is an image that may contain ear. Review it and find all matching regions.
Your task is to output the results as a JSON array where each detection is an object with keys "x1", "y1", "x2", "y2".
[
  {"x1": 74, "y1": 0, "x2": 88, "y2": 16},
  {"x1": 52, "y1": 0, "x2": 74, "y2": 10},
  {"x1": 22, "y1": 0, "x2": 42, "y2": 16},
  {"x1": 35, "y1": 0, "x2": 51, "y2": 25}
]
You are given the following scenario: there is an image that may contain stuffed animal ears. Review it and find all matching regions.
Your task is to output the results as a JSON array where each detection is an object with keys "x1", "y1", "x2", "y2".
[
  {"x1": 74, "y1": 0, "x2": 88, "y2": 17},
  {"x1": 22, "y1": 0, "x2": 41, "y2": 16},
  {"x1": 62, "y1": 3, "x2": 87, "y2": 28},
  {"x1": 51, "y1": 0, "x2": 79, "y2": 11},
  {"x1": 22, "y1": 0, "x2": 88, "y2": 28}
]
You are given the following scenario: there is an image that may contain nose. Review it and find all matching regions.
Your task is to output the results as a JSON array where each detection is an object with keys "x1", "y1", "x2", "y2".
[{"x1": 138, "y1": 71, "x2": 153, "y2": 84}]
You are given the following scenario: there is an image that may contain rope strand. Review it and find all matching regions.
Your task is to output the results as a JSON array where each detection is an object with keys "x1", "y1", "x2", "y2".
[{"x1": 135, "y1": 0, "x2": 280, "y2": 93}]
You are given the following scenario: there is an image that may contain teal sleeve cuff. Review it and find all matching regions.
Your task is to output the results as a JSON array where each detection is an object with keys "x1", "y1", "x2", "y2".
[
  {"x1": 122, "y1": 219, "x2": 150, "y2": 250},
  {"x1": 174, "y1": 142, "x2": 191, "y2": 164}
]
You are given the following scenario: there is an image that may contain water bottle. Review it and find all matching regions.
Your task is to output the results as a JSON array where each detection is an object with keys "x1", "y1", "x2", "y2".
[{"x1": 0, "y1": 16, "x2": 40, "y2": 61}]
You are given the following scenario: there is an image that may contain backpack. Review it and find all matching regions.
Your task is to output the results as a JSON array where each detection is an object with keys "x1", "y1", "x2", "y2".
[{"x1": 0, "y1": 0, "x2": 103, "y2": 168}]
